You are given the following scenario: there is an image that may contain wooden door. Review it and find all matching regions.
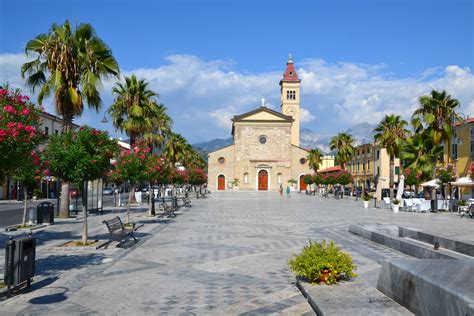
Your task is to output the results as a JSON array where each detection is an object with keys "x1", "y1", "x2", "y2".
[
  {"x1": 258, "y1": 170, "x2": 268, "y2": 191},
  {"x1": 218, "y1": 175, "x2": 225, "y2": 190},
  {"x1": 300, "y1": 175, "x2": 307, "y2": 191}
]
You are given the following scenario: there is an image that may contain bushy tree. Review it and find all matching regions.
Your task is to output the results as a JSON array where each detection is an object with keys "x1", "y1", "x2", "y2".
[
  {"x1": 112, "y1": 144, "x2": 148, "y2": 222},
  {"x1": 44, "y1": 126, "x2": 118, "y2": 243}
]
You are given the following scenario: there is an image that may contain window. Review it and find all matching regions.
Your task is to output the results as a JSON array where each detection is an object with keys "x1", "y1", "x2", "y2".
[
  {"x1": 357, "y1": 162, "x2": 360, "y2": 172},
  {"x1": 45, "y1": 126, "x2": 49, "y2": 136},
  {"x1": 218, "y1": 157, "x2": 225, "y2": 164},
  {"x1": 55, "y1": 130, "x2": 59, "y2": 135},
  {"x1": 395, "y1": 166, "x2": 400, "y2": 175},
  {"x1": 287, "y1": 91, "x2": 290, "y2": 99},
  {"x1": 277, "y1": 173, "x2": 282, "y2": 184},
  {"x1": 376, "y1": 150, "x2": 380, "y2": 160},
  {"x1": 300, "y1": 158, "x2": 307, "y2": 164},
  {"x1": 452, "y1": 133, "x2": 458, "y2": 160},
  {"x1": 367, "y1": 147, "x2": 371, "y2": 154},
  {"x1": 244, "y1": 173, "x2": 249, "y2": 184},
  {"x1": 367, "y1": 160, "x2": 370, "y2": 171},
  {"x1": 471, "y1": 128, "x2": 474, "y2": 158},
  {"x1": 259, "y1": 135, "x2": 267, "y2": 144},
  {"x1": 289, "y1": 71, "x2": 293, "y2": 76},
  {"x1": 287, "y1": 90, "x2": 296, "y2": 100},
  {"x1": 363, "y1": 163, "x2": 365, "y2": 171},
  {"x1": 377, "y1": 167, "x2": 380, "y2": 176}
]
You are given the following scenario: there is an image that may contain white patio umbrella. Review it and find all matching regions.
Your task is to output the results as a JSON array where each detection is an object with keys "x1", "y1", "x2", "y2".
[
  {"x1": 396, "y1": 175, "x2": 404, "y2": 200},
  {"x1": 450, "y1": 177, "x2": 474, "y2": 187},
  {"x1": 420, "y1": 179, "x2": 440, "y2": 188}
]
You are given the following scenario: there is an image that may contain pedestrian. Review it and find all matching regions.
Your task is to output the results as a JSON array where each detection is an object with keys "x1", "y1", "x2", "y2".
[
  {"x1": 279, "y1": 184, "x2": 283, "y2": 197},
  {"x1": 286, "y1": 185, "x2": 291, "y2": 198}
]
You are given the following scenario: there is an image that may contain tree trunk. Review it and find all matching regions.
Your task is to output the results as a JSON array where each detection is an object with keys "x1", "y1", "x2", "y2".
[
  {"x1": 389, "y1": 155, "x2": 394, "y2": 199},
  {"x1": 21, "y1": 186, "x2": 28, "y2": 227},
  {"x1": 81, "y1": 205, "x2": 88, "y2": 244},
  {"x1": 127, "y1": 184, "x2": 135, "y2": 223},
  {"x1": 59, "y1": 182, "x2": 70, "y2": 218},
  {"x1": 148, "y1": 182, "x2": 155, "y2": 216},
  {"x1": 81, "y1": 181, "x2": 88, "y2": 245}
]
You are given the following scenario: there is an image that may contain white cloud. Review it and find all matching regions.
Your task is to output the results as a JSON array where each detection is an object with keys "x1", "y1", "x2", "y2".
[
  {"x1": 299, "y1": 107, "x2": 315, "y2": 123},
  {"x1": 1, "y1": 53, "x2": 473, "y2": 143}
]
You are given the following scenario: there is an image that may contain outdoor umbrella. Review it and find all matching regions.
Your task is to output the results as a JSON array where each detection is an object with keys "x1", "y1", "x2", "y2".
[{"x1": 420, "y1": 179, "x2": 440, "y2": 188}]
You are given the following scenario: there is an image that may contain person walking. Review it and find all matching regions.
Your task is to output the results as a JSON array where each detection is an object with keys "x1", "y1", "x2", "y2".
[
  {"x1": 279, "y1": 184, "x2": 283, "y2": 197},
  {"x1": 286, "y1": 185, "x2": 291, "y2": 198}
]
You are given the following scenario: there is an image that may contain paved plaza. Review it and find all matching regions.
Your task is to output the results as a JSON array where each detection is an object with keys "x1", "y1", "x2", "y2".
[{"x1": 1, "y1": 192, "x2": 473, "y2": 315}]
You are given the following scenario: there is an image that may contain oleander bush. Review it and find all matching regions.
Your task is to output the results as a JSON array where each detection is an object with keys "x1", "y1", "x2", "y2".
[{"x1": 288, "y1": 239, "x2": 357, "y2": 284}]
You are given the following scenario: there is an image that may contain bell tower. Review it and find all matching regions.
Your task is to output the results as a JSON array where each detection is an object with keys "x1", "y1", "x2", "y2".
[{"x1": 280, "y1": 53, "x2": 301, "y2": 146}]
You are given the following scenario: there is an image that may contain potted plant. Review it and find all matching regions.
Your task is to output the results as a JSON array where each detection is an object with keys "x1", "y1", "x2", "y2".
[
  {"x1": 362, "y1": 194, "x2": 371, "y2": 208},
  {"x1": 232, "y1": 178, "x2": 240, "y2": 190},
  {"x1": 392, "y1": 198, "x2": 400, "y2": 212},
  {"x1": 32, "y1": 189, "x2": 41, "y2": 200},
  {"x1": 288, "y1": 239, "x2": 357, "y2": 285}
]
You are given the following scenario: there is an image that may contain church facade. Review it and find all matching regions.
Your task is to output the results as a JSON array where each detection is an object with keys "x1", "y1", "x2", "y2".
[{"x1": 208, "y1": 56, "x2": 312, "y2": 191}]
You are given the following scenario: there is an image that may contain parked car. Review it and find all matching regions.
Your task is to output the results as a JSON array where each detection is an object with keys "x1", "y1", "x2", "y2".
[
  {"x1": 103, "y1": 187, "x2": 114, "y2": 195},
  {"x1": 69, "y1": 187, "x2": 81, "y2": 199}
]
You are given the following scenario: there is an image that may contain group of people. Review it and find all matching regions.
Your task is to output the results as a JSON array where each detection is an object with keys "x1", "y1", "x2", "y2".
[{"x1": 279, "y1": 184, "x2": 292, "y2": 198}]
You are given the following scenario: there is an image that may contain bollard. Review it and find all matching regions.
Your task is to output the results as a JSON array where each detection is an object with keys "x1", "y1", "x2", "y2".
[{"x1": 28, "y1": 207, "x2": 36, "y2": 225}]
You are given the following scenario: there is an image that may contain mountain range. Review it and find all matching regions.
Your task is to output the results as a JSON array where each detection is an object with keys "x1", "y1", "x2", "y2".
[{"x1": 192, "y1": 122, "x2": 376, "y2": 155}]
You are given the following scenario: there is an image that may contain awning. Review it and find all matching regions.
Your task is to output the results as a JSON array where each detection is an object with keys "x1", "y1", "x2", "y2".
[
  {"x1": 420, "y1": 179, "x2": 439, "y2": 188},
  {"x1": 450, "y1": 176, "x2": 474, "y2": 187}
]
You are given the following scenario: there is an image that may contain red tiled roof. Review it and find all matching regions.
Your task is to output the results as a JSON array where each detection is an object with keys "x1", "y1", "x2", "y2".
[
  {"x1": 282, "y1": 61, "x2": 300, "y2": 82},
  {"x1": 454, "y1": 117, "x2": 474, "y2": 126},
  {"x1": 318, "y1": 166, "x2": 341, "y2": 173}
]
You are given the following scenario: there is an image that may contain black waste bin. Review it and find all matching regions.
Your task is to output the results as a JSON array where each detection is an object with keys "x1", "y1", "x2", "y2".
[
  {"x1": 37, "y1": 202, "x2": 54, "y2": 225},
  {"x1": 4, "y1": 235, "x2": 36, "y2": 294}
]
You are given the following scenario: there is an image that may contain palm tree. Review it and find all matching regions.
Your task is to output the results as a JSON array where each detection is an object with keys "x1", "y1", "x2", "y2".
[
  {"x1": 401, "y1": 131, "x2": 443, "y2": 182},
  {"x1": 412, "y1": 90, "x2": 462, "y2": 163},
  {"x1": 108, "y1": 75, "x2": 171, "y2": 146},
  {"x1": 329, "y1": 132, "x2": 355, "y2": 170},
  {"x1": 307, "y1": 148, "x2": 323, "y2": 173},
  {"x1": 374, "y1": 114, "x2": 409, "y2": 198},
  {"x1": 21, "y1": 20, "x2": 119, "y2": 218},
  {"x1": 164, "y1": 133, "x2": 191, "y2": 165}
]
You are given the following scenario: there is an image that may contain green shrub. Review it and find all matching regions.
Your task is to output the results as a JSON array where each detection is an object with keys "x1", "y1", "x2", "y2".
[
  {"x1": 288, "y1": 239, "x2": 357, "y2": 284},
  {"x1": 33, "y1": 189, "x2": 41, "y2": 197}
]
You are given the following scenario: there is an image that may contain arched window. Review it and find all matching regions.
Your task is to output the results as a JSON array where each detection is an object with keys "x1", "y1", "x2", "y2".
[
  {"x1": 287, "y1": 91, "x2": 290, "y2": 100},
  {"x1": 277, "y1": 173, "x2": 282, "y2": 184},
  {"x1": 244, "y1": 172, "x2": 249, "y2": 184},
  {"x1": 218, "y1": 157, "x2": 225, "y2": 164}
]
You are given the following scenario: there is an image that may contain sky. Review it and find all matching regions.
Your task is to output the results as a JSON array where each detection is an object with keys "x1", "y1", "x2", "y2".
[{"x1": 0, "y1": 0, "x2": 473, "y2": 143}]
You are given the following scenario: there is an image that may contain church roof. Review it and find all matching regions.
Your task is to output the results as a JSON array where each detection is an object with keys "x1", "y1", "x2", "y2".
[
  {"x1": 231, "y1": 106, "x2": 294, "y2": 123},
  {"x1": 280, "y1": 54, "x2": 300, "y2": 83}
]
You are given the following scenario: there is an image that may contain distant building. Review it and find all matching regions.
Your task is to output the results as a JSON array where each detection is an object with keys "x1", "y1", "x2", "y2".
[
  {"x1": 346, "y1": 143, "x2": 400, "y2": 190},
  {"x1": 207, "y1": 56, "x2": 312, "y2": 191}
]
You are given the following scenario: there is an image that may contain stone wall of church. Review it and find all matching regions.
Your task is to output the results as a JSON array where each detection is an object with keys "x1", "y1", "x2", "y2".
[
  {"x1": 233, "y1": 123, "x2": 293, "y2": 191},
  {"x1": 208, "y1": 145, "x2": 235, "y2": 191},
  {"x1": 291, "y1": 145, "x2": 312, "y2": 190}
]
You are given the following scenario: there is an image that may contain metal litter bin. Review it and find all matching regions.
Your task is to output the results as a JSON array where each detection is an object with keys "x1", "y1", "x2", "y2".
[
  {"x1": 4, "y1": 235, "x2": 36, "y2": 295},
  {"x1": 37, "y1": 202, "x2": 54, "y2": 225}
]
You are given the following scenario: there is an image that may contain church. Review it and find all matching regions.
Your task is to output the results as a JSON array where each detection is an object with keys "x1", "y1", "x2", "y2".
[{"x1": 208, "y1": 55, "x2": 311, "y2": 191}]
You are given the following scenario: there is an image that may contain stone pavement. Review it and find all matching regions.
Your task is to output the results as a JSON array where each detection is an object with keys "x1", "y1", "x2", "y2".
[{"x1": 1, "y1": 192, "x2": 473, "y2": 315}]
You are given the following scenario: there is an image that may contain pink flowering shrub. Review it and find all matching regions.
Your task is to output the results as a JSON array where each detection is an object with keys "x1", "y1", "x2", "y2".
[{"x1": 0, "y1": 87, "x2": 44, "y2": 178}]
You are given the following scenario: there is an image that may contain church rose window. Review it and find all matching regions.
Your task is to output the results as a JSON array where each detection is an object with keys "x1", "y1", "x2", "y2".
[
  {"x1": 218, "y1": 157, "x2": 225, "y2": 164},
  {"x1": 259, "y1": 135, "x2": 267, "y2": 144},
  {"x1": 300, "y1": 158, "x2": 307, "y2": 164}
]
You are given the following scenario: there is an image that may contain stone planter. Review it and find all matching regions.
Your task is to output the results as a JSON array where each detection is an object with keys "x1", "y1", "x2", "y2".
[
  {"x1": 363, "y1": 201, "x2": 369, "y2": 208},
  {"x1": 392, "y1": 204, "x2": 400, "y2": 213}
]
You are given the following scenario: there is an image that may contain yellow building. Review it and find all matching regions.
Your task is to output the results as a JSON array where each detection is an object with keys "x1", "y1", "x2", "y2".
[
  {"x1": 346, "y1": 143, "x2": 400, "y2": 190},
  {"x1": 446, "y1": 117, "x2": 474, "y2": 198}
]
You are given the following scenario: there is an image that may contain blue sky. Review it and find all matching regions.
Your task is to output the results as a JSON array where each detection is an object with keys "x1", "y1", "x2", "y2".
[{"x1": 1, "y1": 0, "x2": 473, "y2": 143}]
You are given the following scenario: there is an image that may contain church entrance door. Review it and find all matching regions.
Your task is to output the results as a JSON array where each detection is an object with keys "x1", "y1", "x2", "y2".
[
  {"x1": 218, "y1": 175, "x2": 225, "y2": 190},
  {"x1": 258, "y1": 170, "x2": 268, "y2": 191},
  {"x1": 299, "y1": 175, "x2": 307, "y2": 191}
]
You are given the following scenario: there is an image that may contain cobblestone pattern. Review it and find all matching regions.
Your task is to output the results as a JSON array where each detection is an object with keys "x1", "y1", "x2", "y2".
[{"x1": 1, "y1": 192, "x2": 473, "y2": 315}]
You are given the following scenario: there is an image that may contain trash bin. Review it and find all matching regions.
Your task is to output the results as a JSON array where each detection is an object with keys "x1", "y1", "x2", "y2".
[
  {"x1": 4, "y1": 235, "x2": 36, "y2": 294},
  {"x1": 37, "y1": 202, "x2": 54, "y2": 225}
]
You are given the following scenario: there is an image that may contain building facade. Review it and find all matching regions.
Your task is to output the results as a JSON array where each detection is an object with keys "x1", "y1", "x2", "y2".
[{"x1": 208, "y1": 56, "x2": 311, "y2": 191}]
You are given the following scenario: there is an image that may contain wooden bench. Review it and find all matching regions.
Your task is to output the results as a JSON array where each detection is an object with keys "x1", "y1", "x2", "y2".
[{"x1": 102, "y1": 216, "x2": 137, "y2": 247}]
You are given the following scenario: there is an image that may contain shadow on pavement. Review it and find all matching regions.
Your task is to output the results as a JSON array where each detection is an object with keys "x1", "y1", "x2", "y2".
[{"x1": 36, "y1": 253, "x2": 107, "y2": 277}]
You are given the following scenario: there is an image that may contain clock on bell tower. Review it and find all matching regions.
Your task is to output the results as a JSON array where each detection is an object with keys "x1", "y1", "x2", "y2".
[{"x1": 280, "y1": 54, "x2": 301, "y2": 146}]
